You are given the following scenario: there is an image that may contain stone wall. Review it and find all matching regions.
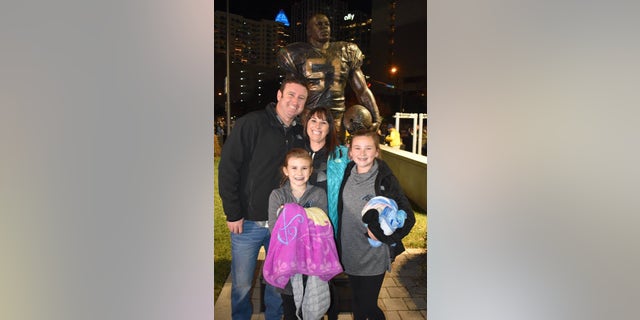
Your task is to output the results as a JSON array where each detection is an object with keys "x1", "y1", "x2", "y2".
[{"x1": 379, "y1": 145, "x2": 427, "y2": 211}]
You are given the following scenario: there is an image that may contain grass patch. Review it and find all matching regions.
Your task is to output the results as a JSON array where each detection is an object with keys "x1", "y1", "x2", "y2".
[
  {"x1": 403, "y1": 200, "x2": 427, "y2": 249},
  {"x1": 213, "y1": 156, "x2": 427, "y2": 301},
  {"x1": 214, "y1": 157, "x2": 231, "y2": 301}
]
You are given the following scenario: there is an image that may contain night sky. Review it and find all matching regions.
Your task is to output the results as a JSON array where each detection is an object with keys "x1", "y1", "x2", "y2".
[{"x1": 214, "y1": 0, "x2": 372, "y2": 21}]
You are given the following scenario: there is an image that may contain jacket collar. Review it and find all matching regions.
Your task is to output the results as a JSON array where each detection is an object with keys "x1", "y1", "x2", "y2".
[
  {"x1": 267, "y1": 102, "x2": 298, "y2": 128},
  {"x1": 346, "y1": 159, "x2": 391, "y2": 178}
]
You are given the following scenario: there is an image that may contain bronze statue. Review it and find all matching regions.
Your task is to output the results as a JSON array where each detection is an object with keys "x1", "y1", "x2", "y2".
[{"x1": 277, "y1": 13, "x2": 381, "y2": 141}]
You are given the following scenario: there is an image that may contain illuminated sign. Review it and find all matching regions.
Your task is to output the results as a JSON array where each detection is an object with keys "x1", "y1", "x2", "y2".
[{"x1": 344, "y1": 13, "x2": 354, "y2": 21}]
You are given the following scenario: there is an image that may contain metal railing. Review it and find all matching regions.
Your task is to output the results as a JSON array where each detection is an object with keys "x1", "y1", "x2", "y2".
[{"x1": 393, "y1": 112, "x2": 427, "y2": 155}]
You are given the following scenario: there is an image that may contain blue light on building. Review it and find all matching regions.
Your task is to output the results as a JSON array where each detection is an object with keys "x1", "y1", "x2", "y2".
[{"x1": 275, "y1": 9, "x2": 289, "y2": 26}]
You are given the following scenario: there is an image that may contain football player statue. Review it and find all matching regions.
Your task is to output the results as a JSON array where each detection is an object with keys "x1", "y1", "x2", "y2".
[{"x1": 277, "y1": 13, "x2": 381, "y2": 142}]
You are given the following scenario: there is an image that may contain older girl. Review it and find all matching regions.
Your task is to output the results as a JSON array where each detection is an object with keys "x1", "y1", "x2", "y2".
[{"x1": 337, "y1": 130, "x2": 416, "y2": 320}]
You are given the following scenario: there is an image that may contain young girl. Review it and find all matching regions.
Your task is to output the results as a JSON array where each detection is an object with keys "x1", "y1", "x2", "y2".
[
  {"x1": 264, "y1": 148, "x2": 337, "y2": 320},
  {"x1": 267, "y1": 148, "x2": 328, "y2": 223},
  {"x1": 337, "y1": 130, "x2": 416, "y2": 320}
]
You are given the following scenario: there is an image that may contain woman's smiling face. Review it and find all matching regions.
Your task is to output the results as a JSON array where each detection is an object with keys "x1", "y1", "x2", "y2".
[{"x1": 306, "y1": 114, "x2": 330, "y2": 144}]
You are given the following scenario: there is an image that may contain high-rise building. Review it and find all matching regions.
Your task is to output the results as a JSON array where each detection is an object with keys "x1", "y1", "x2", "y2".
[
  {"x1": 370, "y1": 0, "x2": 426, "y2": 114},
  {"x1": 214, "y1": 11, "x2": 290, "y2": 116},
  {"x1": 214, "y1": 11, "x2": 289, "y2": 67},
  {"x1": 275, "y1": 9, "x2": 290, "y2": 27}
]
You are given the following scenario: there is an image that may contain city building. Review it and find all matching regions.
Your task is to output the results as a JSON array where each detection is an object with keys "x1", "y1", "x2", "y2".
[
  {"x1": 214, "y1": 11, "x2": 288, "y2": 67},
  {"x1": 214, "y1": 11, "x2": 289, "y2": 116},
  {"x1": 369, "y1": 0, "x2": 427, "y2": 115}
]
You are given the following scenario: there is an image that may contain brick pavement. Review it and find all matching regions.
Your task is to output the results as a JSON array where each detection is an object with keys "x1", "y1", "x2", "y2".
[{"x1": 214, "y1": 248, "x2": 426, "y2": 319}]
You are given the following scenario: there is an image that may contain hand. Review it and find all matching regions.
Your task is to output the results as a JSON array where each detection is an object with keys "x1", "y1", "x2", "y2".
[
  {"x1": 366, "y1": 228, "x2": 379, "y2": 241},
  {"x1": 227, "y1": 218, "x2": 244, "y2": 234}
]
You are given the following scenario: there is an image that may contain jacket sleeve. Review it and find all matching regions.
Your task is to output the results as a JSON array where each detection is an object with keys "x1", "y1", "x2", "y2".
[
  {"x1": 268, "y1": 190, "x2": 284, "y2": 232},
  {"x1": 316, "y1": 188, "x2": 328, "y2": 216},
  {"x1": 327, "y1": 145, "x2": 349, "y2": 232},
  {"x1": 218, "y1": 116, "x2": 252, "y2": 222},
  {"x1": 381, "y1": 174, "x2": 416, "y2": 243}
]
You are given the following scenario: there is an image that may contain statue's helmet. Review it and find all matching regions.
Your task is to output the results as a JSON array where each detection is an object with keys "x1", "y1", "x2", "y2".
[{"x1": 343, "y1": 105, "x2": 373, "y2": 133}]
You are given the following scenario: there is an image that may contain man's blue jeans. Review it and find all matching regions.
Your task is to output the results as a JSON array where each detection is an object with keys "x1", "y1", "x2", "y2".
[{"x1": 230, "y1": 220, "x2": 283, "y2": 320}]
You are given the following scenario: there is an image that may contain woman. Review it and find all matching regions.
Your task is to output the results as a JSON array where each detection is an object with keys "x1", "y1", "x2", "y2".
[
  {"x1": 303, "y1": 107, "x2": 349, "y2": 235},
  {"x1": 302, "y1": 107, "x2": 350, "y2": 319}
]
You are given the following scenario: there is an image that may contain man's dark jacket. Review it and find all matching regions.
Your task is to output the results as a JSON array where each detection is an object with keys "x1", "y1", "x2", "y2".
[{"x1": 218, "y1": 103, "x2": 304, "y2": 222}]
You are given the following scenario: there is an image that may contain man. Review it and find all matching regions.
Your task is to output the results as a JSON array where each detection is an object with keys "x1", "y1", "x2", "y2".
[
  {"x1": 277, "y1": 13, "x2": 381, "y2": 142},
  {"x1": 215, "y1": 116, "x2": 226, "y2": 144},
  {"x1": 218, "y1": 77, "x2": 308, "y2": 320}
]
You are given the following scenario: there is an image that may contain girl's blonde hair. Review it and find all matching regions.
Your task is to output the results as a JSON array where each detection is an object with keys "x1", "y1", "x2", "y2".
[{"x1": 348, "y1": 130, "x2": 380, "y2": 152}]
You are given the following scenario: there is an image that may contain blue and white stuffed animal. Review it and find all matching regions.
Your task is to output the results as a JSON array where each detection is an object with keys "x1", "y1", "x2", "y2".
[{"x1": 361, "y1": 196, "x2": 407, "y2": 247}]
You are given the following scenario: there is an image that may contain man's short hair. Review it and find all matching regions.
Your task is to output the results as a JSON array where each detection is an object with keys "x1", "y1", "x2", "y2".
[{"x1": 280, "y1": 76, "x2": 308, "y2": 92}]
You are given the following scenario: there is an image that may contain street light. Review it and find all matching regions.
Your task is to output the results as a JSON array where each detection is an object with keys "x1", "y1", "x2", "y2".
[{"x1": 389, "y1": 66, "x2": 402, "y2": 111}]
